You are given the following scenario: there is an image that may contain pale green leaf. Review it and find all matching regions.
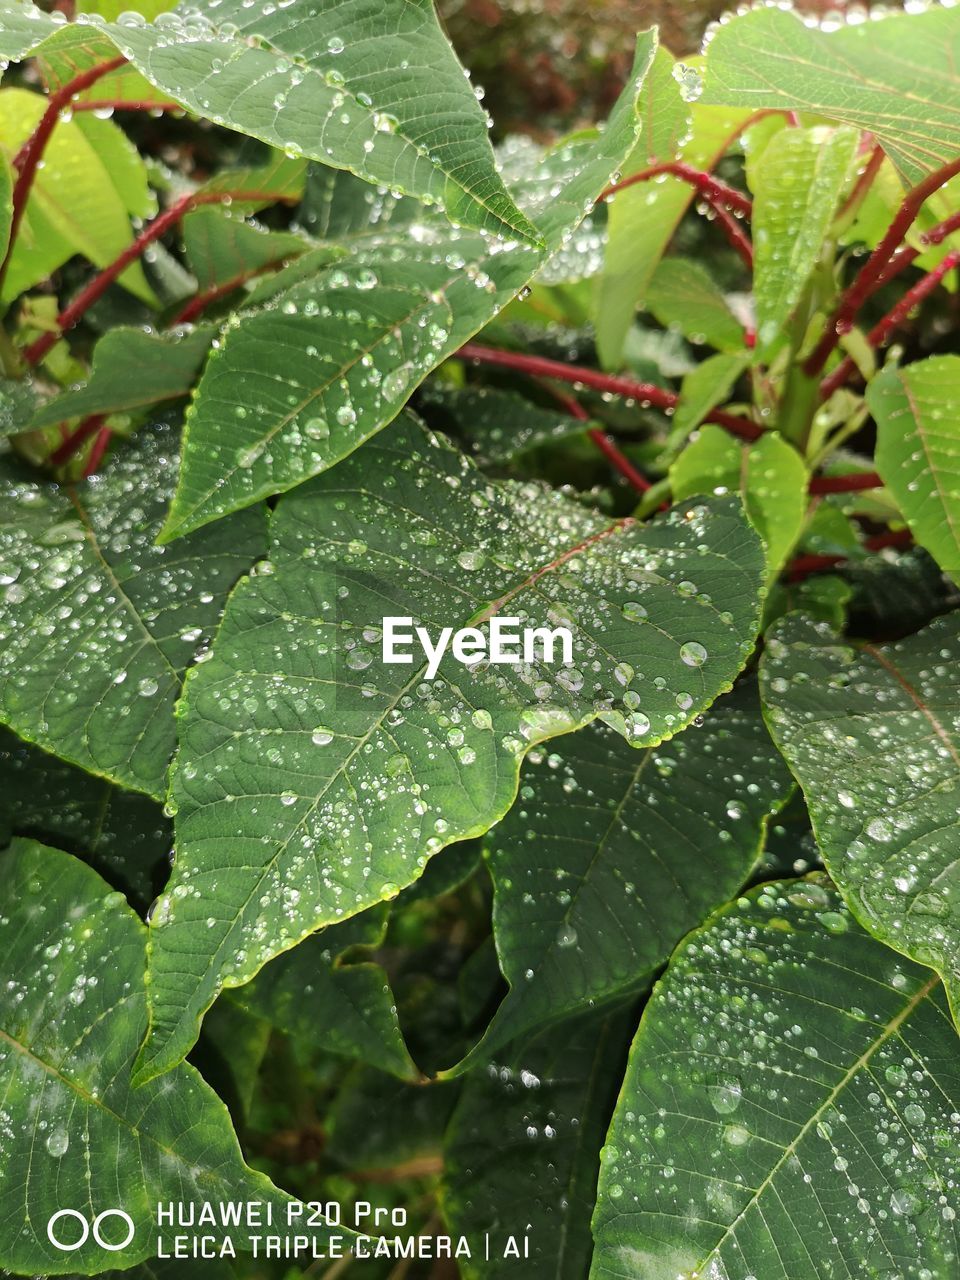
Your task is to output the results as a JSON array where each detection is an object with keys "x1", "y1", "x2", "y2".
[
  {"x1": 751, "y1": 125, "x2": 858, "y2": 354},
  {"x1": 645, "y1": 257, "x2": 745, "y2": 353},
  {"x1": 30, "y1": 325, "x2": 215, "y2": 427},
  {"x1": 137, "y1": 414, "x2": 764, "y2": 1082},
  {"x1": 670, "y1": 424, "x2": 807, "y2": 573},
  {"x1": 591, "y1": 878, "x2": 960, "y2": 1280},
  {"x1": 0, "y1": 87, "x2": 156, "y2": 304},
  {"x1": 702, "y1": 5, "x2": 960, "y2": 187},
  {"x1": 457, "y1": 679, "x2": 791, "y2": 1064},
  {"x1": 596, "y1": 83, "x2": 753, "y2": 369},
  {"x1": 870, "y1": 355, "x2": 960, "y2": 582},
  {"x1": 761, "y1": 612, "x2": 960, "y2": 1023},
  {"x1": 0, "y1": 837, "x2": 309, "y2": 1276},
  {"x1": 0, "y1": 424, "x2": 266, "y2": 798},
  {"x1": 671, "y1": 350, "x2": 750, "y2": 445}
]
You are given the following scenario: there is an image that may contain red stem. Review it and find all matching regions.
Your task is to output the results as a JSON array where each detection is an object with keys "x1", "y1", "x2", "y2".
[
  {"x1": 48, "y1": 413, "x2": 107, "y2": 466},
  {"x1": 808, "y1": 471, "x2": 882, "y2": 495},
  {"x1": 73, "y1": 99, "x2": 181, "y2": 113},
  {"x1": 836, "y1": 143, "x2": 884, "y2": 224},
  {"x1": 787, "y1": 528, "x2": 913, "y2": 580},
  {"x1": 548, "y1": 386, "x2": 651, "y2": 493},
  {"x1": 23, "y1": 187, "x2": 294, "y2": 365},
  {"x1": 459, "y1": 343, "x2": 761, "y2": 440},
  {"x1": 82, "y1": 425, "x2": 112, "y2": 477},
  {"x1": 708, "y1": 201, "x2": 754, "y2": 269},
  {"x1": 170, "y1": 261, "x2": 288, "y2": 325},
  {"x1": 805, "y1": 156, "x2": 960, "y2": 377},
  {"x1": 0, "y1": 56, "x2": 127, "y2": 294},
  {"x1": 599, "y1": 161, "x2": 753, "y2": 218}
]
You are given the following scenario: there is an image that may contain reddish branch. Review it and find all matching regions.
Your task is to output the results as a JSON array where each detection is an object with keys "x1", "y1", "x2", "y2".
[
  {"x1": 23, "y1": 186, "x2": 295, "y2": 365},
  {"x1": 170, "y1": 261, "x2": 288, "y2": 325},
  {"x1": 0, "y1": 56, "x2": 127, "y2": 293},
  {"x1": 458, "y1": 342, "x2": 761, "y2": 440},
  {"x1": 599, "y1": 161, "x2": 753, "y2": 218},
  {"x1": 820, "y1": 250, "x2": 960, "y2": 399},
  {"x1": 787, "y1": 529, "x2": 913, "y2": 580},
  {"x1": 808, "y1": 471, "x2": 882, "y2": 494},
  {"x1": 48, "y1": 413, "x2": 107, "y2": 466},
  {"x1": 82, "y1": 424, "x2": 112, "y2": 477},
  {"x1": 805, "y1": 156, "x2": 960, "y2": 377},
  {"x1": 549, "y1": 386, "x2": 651, "y2": 493},
  {"x1": 73, "y1": 98, "x2": 181, "y2": 114},
  {"x1": 708, "y1": 202, "x2": 754, "y2": 269},
  {"x1": 836, "y1": 143, "x2": 884, "y2": 224}
]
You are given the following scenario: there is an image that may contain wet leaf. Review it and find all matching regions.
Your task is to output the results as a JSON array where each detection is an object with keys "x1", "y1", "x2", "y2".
[
  {"x1": 592, "y1": 877, "x2": 960, "y2": 1280},
  {"x1": 870, "y1": 355, "x2": 960, "y2": 584},
  {"x1": 750, "y1": 125, "x2": 858, "y2": 355},
  {"x1": 761, "y1": 612, "x2": 960, "y2": 1022},
  {"x1": 419, "y1": 385, "x2": 592, "y2": 467},
  {"x1": 137, "y1": 413, "x2": 764, "y2": 1081},
  {"x1": 0, "y1": 424, "x2": 266, "y2": 798},
  {"x1": 156, "y1": 34, "x2": 657, "y2": 539},
  {"x1": 29, "y1": 326, "x2": 216, "y2": 427},
  {"x1": 702, "y1": 5, "x2": 960, "y2": 186},
  {"x1": 670, "y1": 426, "x2": 807, "y2": 575},
  {"x1": 0, "y1": 837, "x2": 304, "y2": 1275},
  {"x1": 645, "y1": 257, "x2": 745, "y2": 353},
  {"x1": 445, "y1": 1006, "x2": 636, "y2": 1279},
  {"x1": 458, "y1": 680, "x2": 791, "y2": 1064}
]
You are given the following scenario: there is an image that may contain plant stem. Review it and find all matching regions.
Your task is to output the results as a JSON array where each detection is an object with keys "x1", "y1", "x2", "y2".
[
  {"x1": 23, "y1": 186, "x2": 295, "y2": 365},
  {"x1": 708, "y1": 202, "x2": 754, "y2": 269},
  {"x1": 808, "y1": 471, "x2": 881, "y2": 494},
  {"x1": 819, "y1": 250, "x2": 960, "y2": 399},
  {"x1": 548, "y1": 386, "x2": 651, "y2": 493},
  {"x1": 805, "y1": 155, "x2": 960, "y2": 377},
  {"x1": 48, "y1": 413, "x2": 107, "y2": 466},
  {"x1": 82, "y1": 424, "x2": 112, "y2": 477},
  {"x1": 73, "y1": 98, "x2": 181, "y2": 114},
  {"x1": 787, "y1": 528, "x2": 912, "y2": 580},
  {"x1": 834, "y1": 142, "x2": 884, "y2": 227},
  {"x1": 599, "y1": 162, "x2": 752, "y2": 217},
  {"x1": 458, "y1": 343, "x2": 761, "y2": 440},
  {"x1": 170, "y1": 260, "x2": 289, "y2": 325},
  {"x1": 0, "y1": 56, "x2": 127, "y2": 296}
]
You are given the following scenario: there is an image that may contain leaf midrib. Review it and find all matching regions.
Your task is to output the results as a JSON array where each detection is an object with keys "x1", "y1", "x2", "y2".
[{"x1": 697, "y1": 970, "x2": 939, "y2": 1270}]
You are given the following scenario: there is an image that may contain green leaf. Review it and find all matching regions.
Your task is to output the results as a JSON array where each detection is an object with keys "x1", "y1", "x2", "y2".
[
  {"x1": 0, "y1": 837, "x2": 305, "y2": 1275},
  {"x1": 670, "y1": 350, "x2": 750, "y2": 443},
  {"x1": 158, "y1": 36, "x2": 657, "y2": 539},
  {"x1": 327, "y1": 1066, "x2": 458, "y2": 1170},
  {"x1": 181, "y1": 207, "x2": 309, "y2": 293},
  {"x1": 0, "y1": 424, "x2": 266, "y2": 798},
  {"x1": 419, "y1": 385, "x2": 591, "y2": 466},
  {"x1": 0, "y1": 376, "x2": 39, "y2": 436},
  {"x1": 0, "y1": 724, "x2": 169, "y2": 909},
  {"x1": 0, "y1": 87, "x2": 156, "y2": 304},
  {"x1": 30, "y1": 326, "x2": 215, "y2": 427},
  {"x1": 761, "y1": 611, "x2": 960, "y2": 1023},
  {"x1": 138, "y1": 414, "x2": 764, "y2": 1082},
  {"x1": 457, "y1": 679, "x2": 791, "y2": 1064},
  {"x1": 870, "y1": 355, "x2": 960, "y2": 582},
  {"x1": 670, "y1": 425, "x2": 808, "y2": 574},
  {"x1": 596, "y1": 81, "x2": 753, "y2": 369},
  {"x1": 591, "y1": 877, "x2": 960, "y2": 1280},
  {"x1": 106, "y1": 0, "x2": 542, "y2": 246},
  {"x1": 645, "y1": 257, "x2": 745, "y2": 353},
  {"x1": 751, "y1": 125, "x2": 858, "y2": 355},
  {"x1": 444, "y1": 1006, "x2": 636, "y2": 1279},
  {"x1": 229, "y1": 910, "x2": 418, "y2": 1080},
  {"x1": 702, "y1": 5, "x2": 960, "y2": 187}
]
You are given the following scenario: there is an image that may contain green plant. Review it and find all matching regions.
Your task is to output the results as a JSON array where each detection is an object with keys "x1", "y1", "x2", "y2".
[{"x1": 0, "y1": 1, "x2": 959, "y2": 1276}]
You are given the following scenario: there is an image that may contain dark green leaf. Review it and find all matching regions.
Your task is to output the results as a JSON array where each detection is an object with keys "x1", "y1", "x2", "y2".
[
  {"x1": 138, "y1": 414, "x2": 764, "y2": 1081},
  {"x1": 592, "y1": 877, "x2": 960, "y2": 1280},
  {"x1": 761, "y1": 612, "x2": 960, "y2": 1022},
  {"x1": 0, "y1": 424, "x2": 266, "y2": 798},
  {"x1": 460, "y1": 680, "x2": 791, "y2": 1063}
]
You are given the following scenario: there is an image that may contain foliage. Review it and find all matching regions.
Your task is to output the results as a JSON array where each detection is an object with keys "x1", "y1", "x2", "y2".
[{"x1": 0, "y1": 1, "x2": 957, "y2": 1276}]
